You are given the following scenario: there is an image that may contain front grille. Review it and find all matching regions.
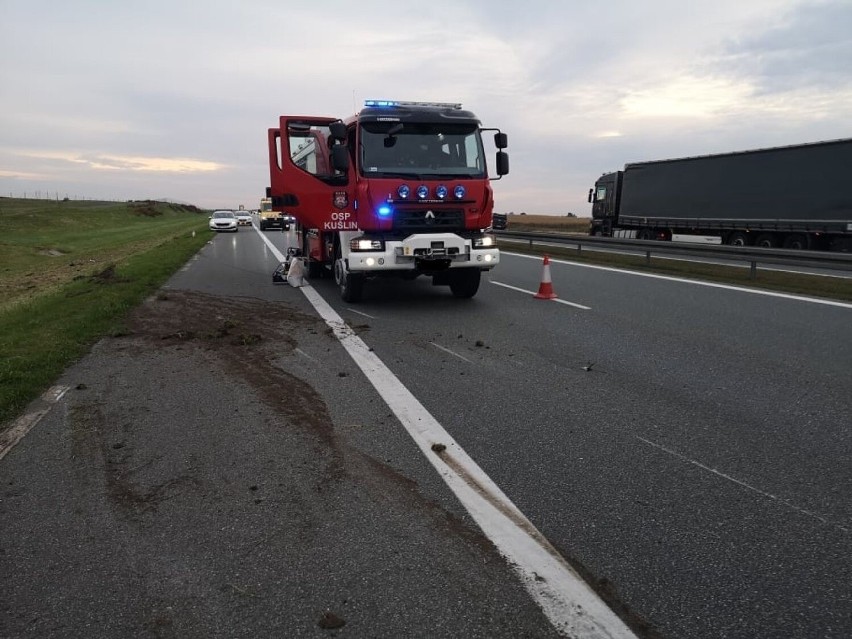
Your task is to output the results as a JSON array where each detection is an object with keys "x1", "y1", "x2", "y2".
[{"x1": 393, "y1": 208, "x2": 464, "y2": 233}]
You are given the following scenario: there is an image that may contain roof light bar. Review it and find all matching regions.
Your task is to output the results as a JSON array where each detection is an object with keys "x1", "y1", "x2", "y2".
[{"x1": 364, "y1": 100, "x2": 462, "y2": 109}]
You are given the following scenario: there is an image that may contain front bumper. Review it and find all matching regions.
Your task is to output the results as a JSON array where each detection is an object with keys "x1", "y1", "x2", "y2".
[{"x1": 347, "y1": 233, "x2": 499, "y2": 273}]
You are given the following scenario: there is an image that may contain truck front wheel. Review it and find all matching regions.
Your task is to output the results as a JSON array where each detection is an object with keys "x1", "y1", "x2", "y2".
[
  {"x1": 334, "y1": 258, "x2": 364, "y2": 303},
  {"x1": 449, "y1": 269, "x2": 481, "y2": 298}
]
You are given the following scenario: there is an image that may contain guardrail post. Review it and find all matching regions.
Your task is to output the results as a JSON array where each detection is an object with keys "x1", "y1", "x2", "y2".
[
  {"x1": 646, "y1": 250, "x2": 652, "y2": 265},
  {"x1": 750, "y1": 261, "x2": 757, "y2": 280}
]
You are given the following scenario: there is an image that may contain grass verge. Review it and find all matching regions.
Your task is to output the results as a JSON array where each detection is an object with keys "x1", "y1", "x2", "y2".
[{"x1": 1, "y1": 200, "x2": 209, "y2": 427}]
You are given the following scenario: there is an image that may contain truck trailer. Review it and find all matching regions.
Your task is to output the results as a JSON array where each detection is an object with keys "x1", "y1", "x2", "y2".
[
  {"x1": 589, "y1": 138, "x2": 852, "y2": 251},
  {"x1": 267, "y1": 100, "x2": 509, "y2": 301}
]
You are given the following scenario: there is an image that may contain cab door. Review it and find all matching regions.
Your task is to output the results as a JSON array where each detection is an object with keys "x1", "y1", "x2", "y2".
[{"x1": 267, "y1": 116, "x2": 356, "y2": 232}]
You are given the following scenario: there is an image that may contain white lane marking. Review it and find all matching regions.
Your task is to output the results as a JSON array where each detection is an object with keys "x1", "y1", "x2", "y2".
[
  {"x1": 346, "y1": 307, "x2": 377, "y2": 319},
  {"x1": 490, "y1": 281, "x2": 592, "y2": 310},
  {"x1": 256, "y1": 230, "x2": 636, "y2": 638},
  {"x1": 503, "y1": 251, "x2": 852, "y2": 309},
  {"x1": 0, "y1": 385, "x2": 70, "y2": 462},
  {"x1": 635, "y1": 436, "x2": 849, "y2": 533},
  {"x1": 429, "y1": 342, "x2": 473, "y2": 363}
]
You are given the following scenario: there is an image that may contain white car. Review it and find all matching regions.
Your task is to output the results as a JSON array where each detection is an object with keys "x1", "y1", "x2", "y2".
[
  {"x1": 235, "y1": 210, "x2": 252, "y2": 226},
  {"x1": 209, "y1": 210, "x2": 238, "y2": 232}
]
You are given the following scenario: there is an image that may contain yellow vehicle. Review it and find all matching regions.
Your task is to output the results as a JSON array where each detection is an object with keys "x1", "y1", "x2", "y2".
[{"x1": 259, "y1": 197, "x2": 291, "y2": 231}]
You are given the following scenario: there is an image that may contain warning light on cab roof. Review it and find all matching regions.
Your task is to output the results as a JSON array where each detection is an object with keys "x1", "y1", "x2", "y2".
[{"x1": 364, "y1": 100, "x2": 463, "y2": 109}]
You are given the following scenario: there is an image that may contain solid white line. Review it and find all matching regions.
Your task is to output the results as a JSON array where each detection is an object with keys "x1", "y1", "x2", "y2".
[
  {"x1": 0, "y1": 385, "x2": 70, "y2": 462},
  {"x1": 256, "y1": 229, "x2": 636, "y2": 637},
  {"x1": 635, "y1": 436, "x2": 848, "y2": 533},
  {"x1": 429, "y1": 342, "x2": 473, "y2": 363},
  {"x1": 490, "y1": 281, "x2": 592, "y2": 310},
  {"x1": 503, "y1": 251, "x2": 852, "y2": 309}
]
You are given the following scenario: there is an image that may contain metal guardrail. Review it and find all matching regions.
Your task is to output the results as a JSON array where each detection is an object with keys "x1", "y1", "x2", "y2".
[{"x1": 495, "y1": 231, "x2": 852, "y2": 278}]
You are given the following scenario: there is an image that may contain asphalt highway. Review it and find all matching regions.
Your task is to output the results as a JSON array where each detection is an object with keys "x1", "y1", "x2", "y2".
[{"x1": 2, "y1": 222, "x2": 850, "y2": 638}]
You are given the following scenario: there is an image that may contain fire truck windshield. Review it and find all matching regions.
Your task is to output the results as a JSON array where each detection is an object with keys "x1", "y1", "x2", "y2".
[{"x1": 359, "y1": 122, "x2": 485, "y2": 178}]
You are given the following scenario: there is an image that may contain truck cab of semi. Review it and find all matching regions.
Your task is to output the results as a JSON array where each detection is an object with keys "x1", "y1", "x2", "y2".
[{"x1": 588, "y1": 171, "x2": 622, "y2": 237}]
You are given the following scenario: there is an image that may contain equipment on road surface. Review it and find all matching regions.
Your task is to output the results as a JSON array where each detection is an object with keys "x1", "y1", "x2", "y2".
[
  {"x1": 266, "y1": 99, "x2": 509, "y2": 301},
  {"x1": 588, "y1": 138, "x2": 852, "y2": 251}
]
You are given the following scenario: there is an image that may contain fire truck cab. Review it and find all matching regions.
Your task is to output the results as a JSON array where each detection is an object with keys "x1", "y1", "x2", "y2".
[{"x1": 267, "y1": 100, "x2": 508, "y2": 302}]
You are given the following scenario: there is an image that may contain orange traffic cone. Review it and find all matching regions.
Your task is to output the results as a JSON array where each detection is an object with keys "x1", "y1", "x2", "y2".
[{"x1": 534, "y1": 255, "x2": 558, "y2": 299}]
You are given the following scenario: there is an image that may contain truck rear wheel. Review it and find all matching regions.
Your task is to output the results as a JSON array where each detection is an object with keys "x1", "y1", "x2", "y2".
[
  {"x1": 334, "y1": 258, "x2": 364, "y2": 303},
  {"x1": 782, "y1": 233, "x2": 810, "y2": 250},
  {"x1": 755, "y1": 234, "x2": 777, "y2": 249},
  {"x1": 449, "y1": 269, "x2": 481, "y2": 298}
]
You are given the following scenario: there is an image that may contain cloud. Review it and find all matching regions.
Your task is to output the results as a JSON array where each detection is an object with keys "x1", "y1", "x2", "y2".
[{"x1": 19, "y1": 151, "x2": 224, "y2": 173}]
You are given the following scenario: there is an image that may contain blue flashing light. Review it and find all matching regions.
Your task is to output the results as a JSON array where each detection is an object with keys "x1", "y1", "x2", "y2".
[
  {"x1": 416, "y1": 185, "x2": 429, "y2": 199},
  {"x1": 436, "y1": 185, "x2": 448, "y2": 199},
  {"x1": 377, "y1": 204, "x2": 393, "y2": 217},
  {"x1": 364, "y1": 100, "x2": 399, "y2": 107},
  {"x1": 454, "y1": 185, "x2": 466, "y2": 199},
  {"x1": 398, "y1": 184, "x2": 410, "y2": 199}
]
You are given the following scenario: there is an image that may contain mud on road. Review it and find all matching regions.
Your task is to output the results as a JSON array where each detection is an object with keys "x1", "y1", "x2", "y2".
[{"x1": 1, "y1": 289, "x2": 560, "y2": 639}]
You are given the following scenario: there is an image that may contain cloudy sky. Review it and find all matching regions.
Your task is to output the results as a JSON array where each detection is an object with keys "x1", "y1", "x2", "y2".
[{"x1": 2, "y1": 0, "x2": 851, "y2": 216}]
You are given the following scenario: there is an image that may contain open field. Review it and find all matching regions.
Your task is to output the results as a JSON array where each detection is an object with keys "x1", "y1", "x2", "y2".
[
  {"x1": 0, "y1": 198, "x2": 209, "y2": 426},
  {"x1": 500, "y1": 214, "x2": 590, "y2": 234}
]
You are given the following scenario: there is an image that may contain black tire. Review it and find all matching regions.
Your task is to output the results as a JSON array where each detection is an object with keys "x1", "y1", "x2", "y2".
[
  {"x1": 754, "y1": 234, "x2": 777, "y2": 249},
  {"x1": 638, "y1": 228, "x2": 655, "y2": 241},
  {"x1": 334, "y1": 257, "x2": 364, "y2": 303},
  {"x1": 782, "y1": 233, "x2": 810, "y2": 250},
  {"x1": 727, "y1": 231, "x2": 749, "y2": 247},
  {"x1": 449, "y1": 269, "x2": 481, "y2": 298}
]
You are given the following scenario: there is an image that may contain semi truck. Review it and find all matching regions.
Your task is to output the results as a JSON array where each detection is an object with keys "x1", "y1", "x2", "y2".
[
  {"x1": 588, "y1": 138, "x2": 852, "y2": 251},
  {"x1": 267, "y1": 100, "x2": 509, "y2": 301}
]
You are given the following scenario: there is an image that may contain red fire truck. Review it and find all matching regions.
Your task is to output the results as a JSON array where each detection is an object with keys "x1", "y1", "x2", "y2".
[{"x1": 267, "y1": 100, "x2": 509, "y2": 302}]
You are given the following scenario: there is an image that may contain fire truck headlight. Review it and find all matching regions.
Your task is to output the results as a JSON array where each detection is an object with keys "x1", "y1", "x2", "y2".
[
  {"x1": 474, "y1": 234, "x2": 495, "y2": 248},
  {"x1": 416, "y1": 185, "x2": 429, "y2": 199},
  {"x1": 398, "y1": 185, "x2": 410, "y2": 199},
  {"x1": 436, "y1": 185, "x2": 448, "y2": 199},
  {"x1": 454, "y1": 185, "x2": 466, "y2": 199},
  {"x1": 350, "y1": 238, "x2": 385, "y2": 251}
]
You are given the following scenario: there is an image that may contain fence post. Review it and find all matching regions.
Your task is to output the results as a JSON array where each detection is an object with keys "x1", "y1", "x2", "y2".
[{"x1": 750, "y1": 261, "x2": 757, "y2": 280}]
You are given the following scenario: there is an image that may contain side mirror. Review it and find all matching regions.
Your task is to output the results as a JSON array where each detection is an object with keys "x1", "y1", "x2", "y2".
[
  {"x1": 331, "y1": 145, "x2": 350, "y2": 172},
  {"x1": 588, "y1": 188, "x2": 594, "y2": 203},
  {"x1": 329, "y1": 121, "x2": 347, "y2": 142},
  {"x1": 494, "y1": 132, "x2": 508, "y2": 149},
  {"x1": 495, "y1": 151, "x2": 509, "y2": 176}
]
